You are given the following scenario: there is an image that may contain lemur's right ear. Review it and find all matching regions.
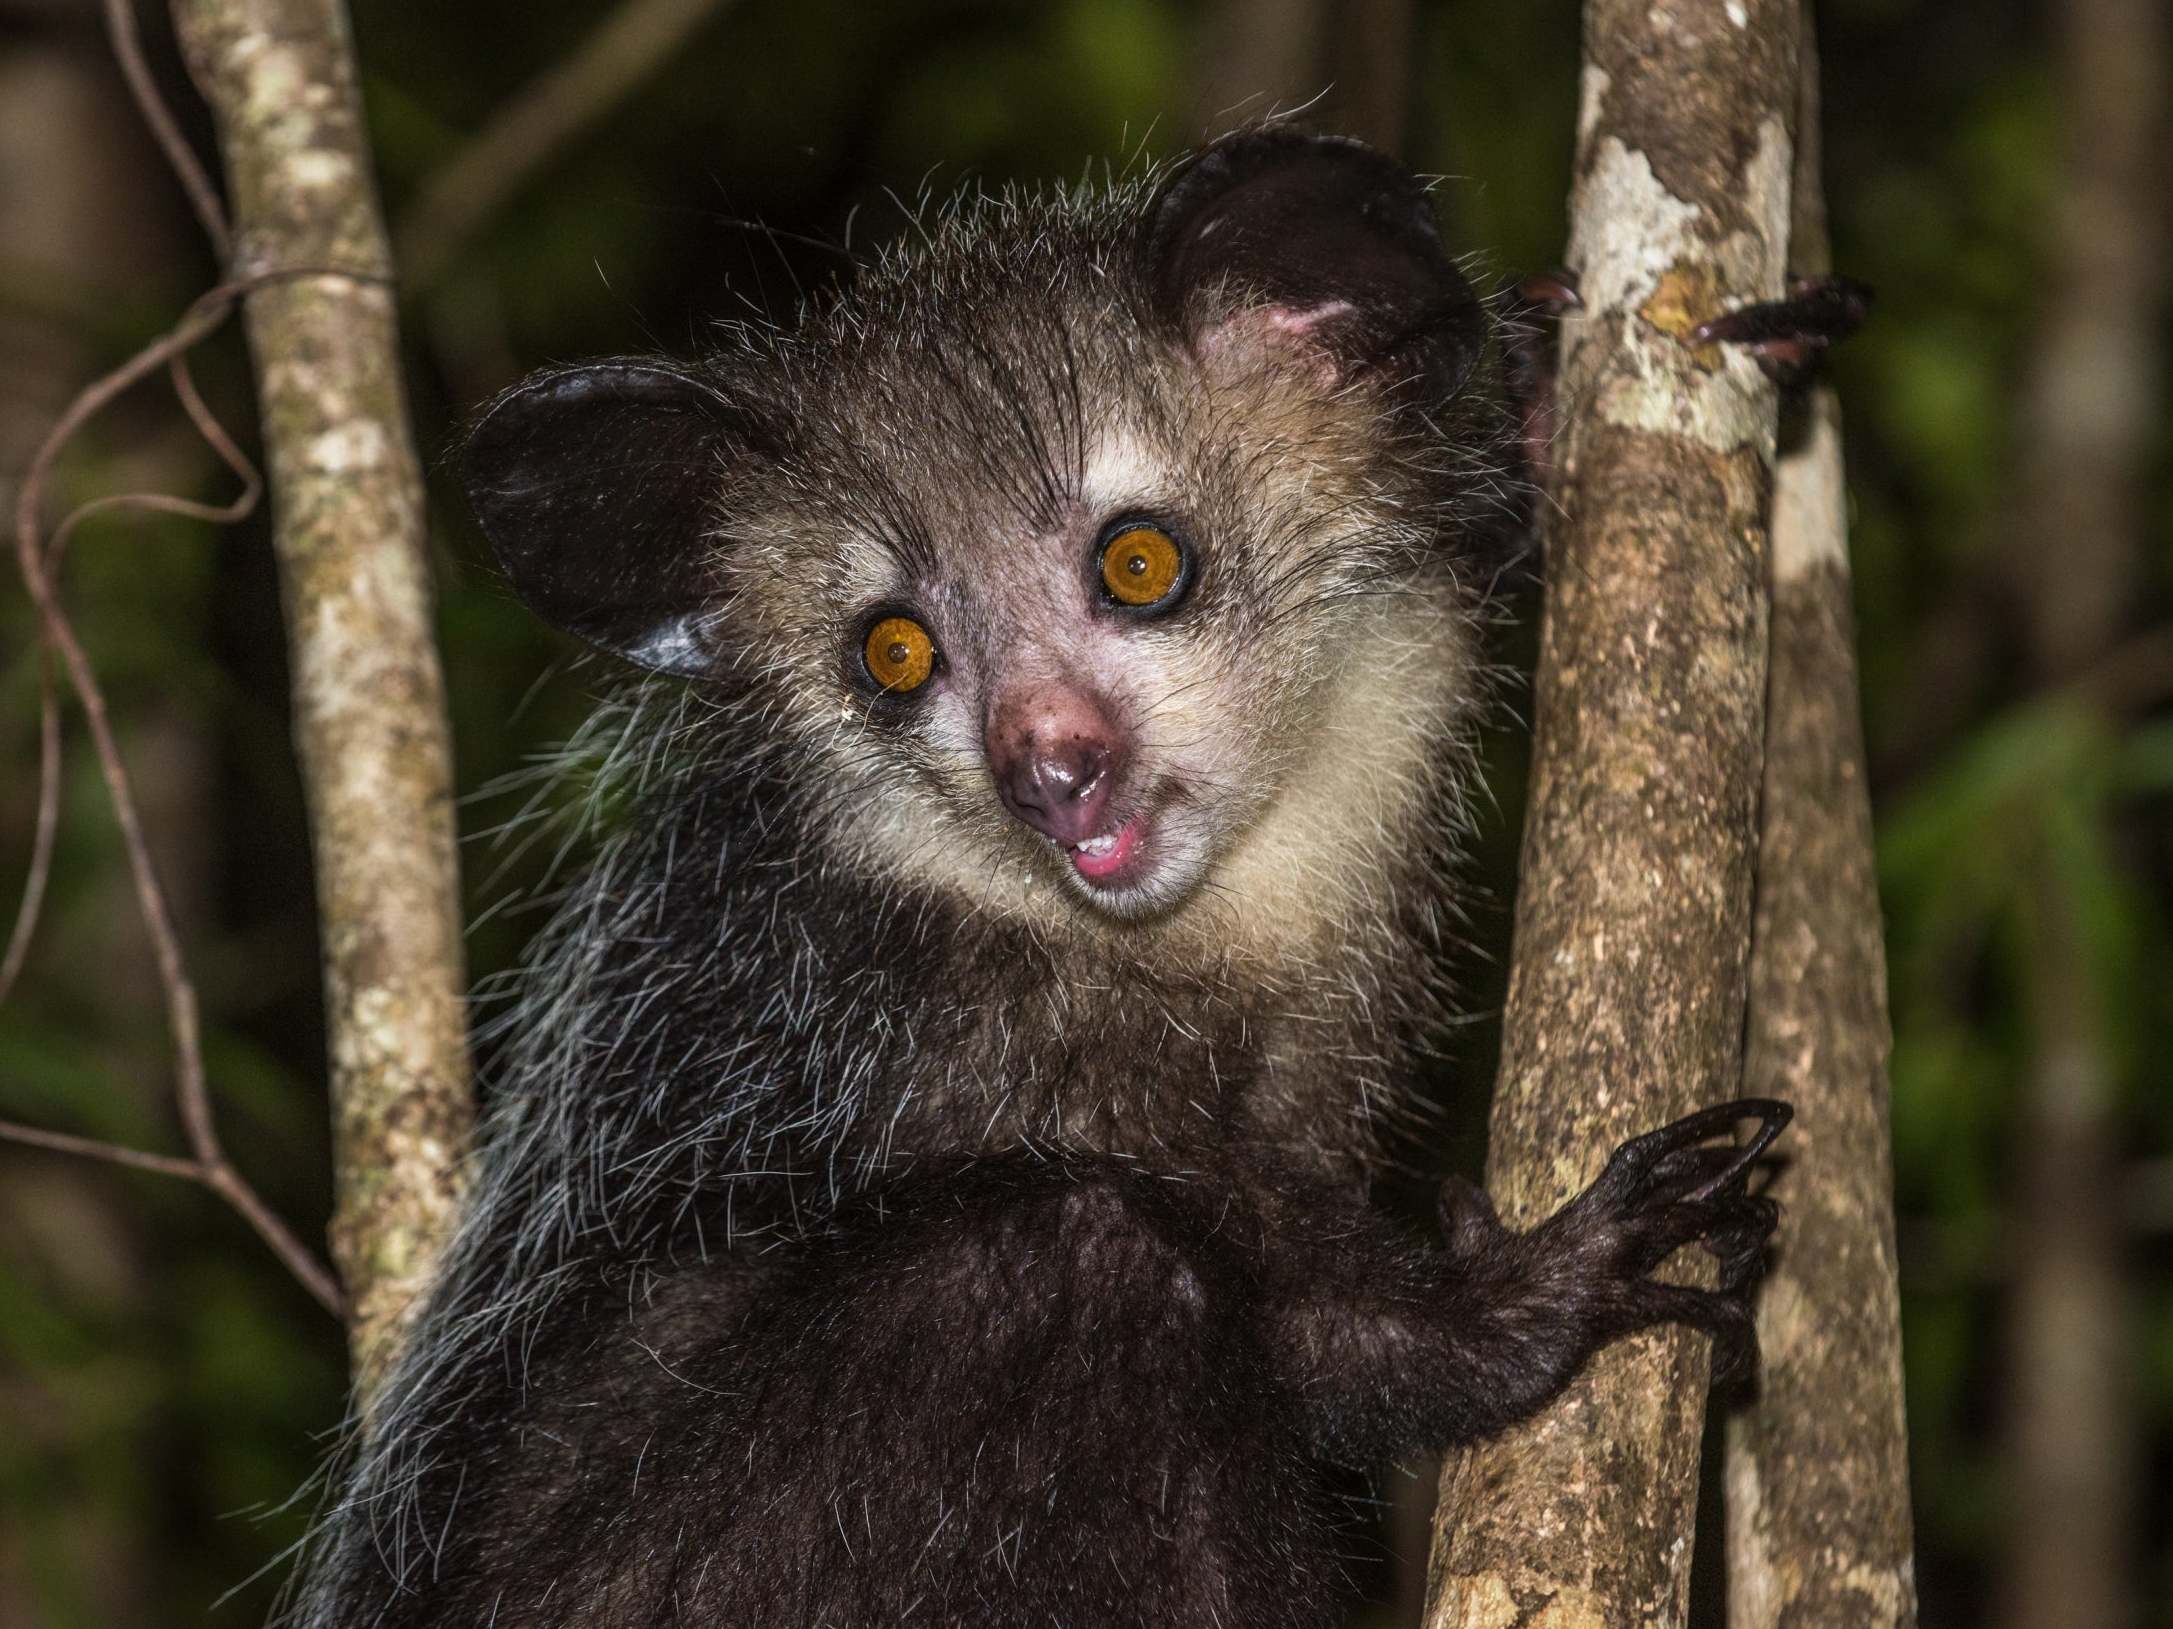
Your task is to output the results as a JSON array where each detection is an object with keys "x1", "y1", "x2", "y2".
[
  {"x1": 464, "y1": 361, "x2": 751, "y2": 677},
  {"x1": 1141, "y1": 127, "x2": 1484, "y2": 404}
]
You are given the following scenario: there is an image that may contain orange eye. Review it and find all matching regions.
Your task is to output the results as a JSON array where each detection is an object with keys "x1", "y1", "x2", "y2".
[
  {"x1": 1100, "y1": 526, "x2": 1184, "y2": 608},
  {"x1": 863, "y1": 615, "x2": 935, "y2": 693}
]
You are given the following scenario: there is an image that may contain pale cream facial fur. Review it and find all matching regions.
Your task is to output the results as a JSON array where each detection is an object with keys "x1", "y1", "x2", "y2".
[{"x1": 738, "y1": 345, "x2": 1481, "y2": 977}]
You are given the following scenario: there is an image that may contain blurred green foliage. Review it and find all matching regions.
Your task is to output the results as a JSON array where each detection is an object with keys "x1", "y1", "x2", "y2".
[{"x1": 0, "y1": 0, "x2": 2166, "y2": 1623}]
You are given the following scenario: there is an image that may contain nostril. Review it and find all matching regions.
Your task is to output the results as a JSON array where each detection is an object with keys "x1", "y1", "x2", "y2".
[
  {"x1": 1042, "y1": 742, "x2": 1107, "y2": 803},
  {"x1": 1008, "y1": 761, "x2": 1051, "y2": 814},
  {"x1": 993, "y1": 735, "x2": 1118, "y2": 843}
]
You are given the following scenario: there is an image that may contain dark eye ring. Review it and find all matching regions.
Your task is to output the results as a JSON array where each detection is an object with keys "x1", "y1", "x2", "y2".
[{"x1": 1096, "y1": 520, "x2": 1191, "y2": 613}]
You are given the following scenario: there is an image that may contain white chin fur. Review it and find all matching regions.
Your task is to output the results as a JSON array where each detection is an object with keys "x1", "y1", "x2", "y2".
[{"x1": 1064, "y1": 833, "x2": 1212, "y2": 921}]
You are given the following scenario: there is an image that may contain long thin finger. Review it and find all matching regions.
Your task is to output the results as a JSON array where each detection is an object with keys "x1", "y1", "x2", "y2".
[{"x1": 1680, "y1": 1100, "x2": 1792, "y2": 1203}]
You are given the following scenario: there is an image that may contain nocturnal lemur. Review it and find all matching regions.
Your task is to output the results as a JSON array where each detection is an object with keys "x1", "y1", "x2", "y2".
[{"x1": 293, "y1": 127, "x2": 1788, "y2": 1628}]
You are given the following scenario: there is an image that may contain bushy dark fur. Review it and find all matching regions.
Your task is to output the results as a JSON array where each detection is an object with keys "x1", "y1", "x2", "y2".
[{"x1": 289, "y1": 133, "x2": 1780, "y2": 1628}]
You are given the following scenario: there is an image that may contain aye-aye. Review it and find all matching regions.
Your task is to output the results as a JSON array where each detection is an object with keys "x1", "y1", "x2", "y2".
[{"x1": 293, "y1": 127, "x2": 1791, "y2": 1628}]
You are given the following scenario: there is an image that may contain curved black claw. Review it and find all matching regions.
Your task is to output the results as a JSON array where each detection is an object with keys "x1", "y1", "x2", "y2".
[
  {"x1": 1691, "y1": 275, "x2": 1873, "y2": 385},
  {"x1": 1533, "y1": 1098, "x2": 1792, "y2": 1375},
  {"x1": 1588, "y1": 1098, "x2": 1792, "y2": 1208},
  {"x1": 1512, "y1": 269, "x2": 1583, "y2": 317}
]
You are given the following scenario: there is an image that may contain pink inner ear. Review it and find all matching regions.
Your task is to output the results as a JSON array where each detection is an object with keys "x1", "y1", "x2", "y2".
[{"x1": 1197, "y1": 299, "x2": 1359, "y2": 381}]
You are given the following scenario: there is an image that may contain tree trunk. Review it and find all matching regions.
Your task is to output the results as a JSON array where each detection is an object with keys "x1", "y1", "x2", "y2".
[
  {"x1": 1721, "y1": 28, "x2": 1918, "y2": 1626},
  {"x1": 1422, "y1": 4, "x2": 1799, "y2": 1625},
  {"x1": 171, "y1": 0, "x2": 472, "y2": 1402}
]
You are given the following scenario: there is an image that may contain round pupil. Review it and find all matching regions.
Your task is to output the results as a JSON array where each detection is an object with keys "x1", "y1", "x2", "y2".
[
  {"x1": 887, "y1": 640, "x2": 910, "y2": 664},
  {"x1": 1125, "y1": 553, "x2": 1148, "y2": 576}
]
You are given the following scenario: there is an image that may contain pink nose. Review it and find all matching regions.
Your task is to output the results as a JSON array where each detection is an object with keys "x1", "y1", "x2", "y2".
[{"x1": 985, "y1": 687, "x2": 1123, "y2": 845}]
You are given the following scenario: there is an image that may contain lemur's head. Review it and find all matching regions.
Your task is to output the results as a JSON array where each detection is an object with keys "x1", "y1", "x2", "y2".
[{"x1": 466, "y1": 131, "x2": 1519, "y2": 946}]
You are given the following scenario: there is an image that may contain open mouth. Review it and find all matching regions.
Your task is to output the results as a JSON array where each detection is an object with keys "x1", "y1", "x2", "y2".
[{"x1": 1068, "y1": 813, "x2": 1149, "y2": 886}]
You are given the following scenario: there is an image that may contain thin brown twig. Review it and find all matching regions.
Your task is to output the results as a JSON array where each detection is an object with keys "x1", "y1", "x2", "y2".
[
  {"x1": 2, "y1": 285, "x2": 236, "y2": 991},
  {"x1": 101, "y1": 0, "x2": 231, "y2": 262},
  {"x1": 1, "y1": 316, "x2": 266, "y2": 1004},
  {"x1": 0, "y1": 1116, "x2": 341, "y2": 1314},
  {"x1": 2, "y1": 272, "x2": 362, "y2": 1320},
  {"x1": 0, "y1": 1118, "x2": 211, "y2": 1182},
  {"x1": 0, "y1": 657, "x2": 61, "y2": 1006},
  {"x1": 197, "y1": 1152, "x2": 344, "y2": 1315},
  {"x1": 42, "y1": 360, "x2": 263, "y2": 571}
]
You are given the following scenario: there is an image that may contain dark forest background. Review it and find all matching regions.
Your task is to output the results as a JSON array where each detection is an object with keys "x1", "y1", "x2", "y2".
[{"x1": 0, "y1": 0, "x2": 2167, "y2": 1623}]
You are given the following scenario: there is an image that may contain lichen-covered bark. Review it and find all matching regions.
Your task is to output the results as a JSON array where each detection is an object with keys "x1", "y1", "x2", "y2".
[
  {"x1": 1423, "y1": 4, "x2": 1798, "y2": 1625},
  {"x1": 1723, "y1": 20, "x2": 1919, "y2": 1626},
  {"x1": 173, "y1": 0, "x2": 471, "y2": 1400}
]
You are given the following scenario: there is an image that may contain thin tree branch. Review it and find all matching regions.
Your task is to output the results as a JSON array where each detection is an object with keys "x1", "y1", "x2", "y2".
[
  {"x1": 0, "y1": 1118, "x2": 344, "y2": 1314},
  {"x1": 0, "y1": 658, "x2": 59, "y2": 1006},
  {"x1": 394, "y1": 0, "x2": 741, "y2": 290},
  {"x1": 175, "y1": 0, "x2": 475, "y2": 1402},
  {"x1": 0, "y1": 1119, "x2": 206, "y2": 1182},
  {"x1": 4, "y1": 272, "x2": 323, "y2": 999},
  {"x1": 1721, "y1": 18, "x2": 1919, "y2": 1625},
  {"x1": 102, "y1": 0, "x2": 232, "y2": 261}
]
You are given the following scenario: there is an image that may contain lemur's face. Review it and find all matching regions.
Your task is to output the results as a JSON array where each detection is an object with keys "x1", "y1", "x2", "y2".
[
  {"x1": 805, "y1": 502, "x2": 1262, "y2": 922},
  {"x1": 724, "y1": 341, "x2": 1439, "y2": 925},
  {"x1": 933, "y1": 495, "x2": 1274, "y2": 921},
  {"x1": 464, "y1": 132, "x2": 1505, "y2": 939}
]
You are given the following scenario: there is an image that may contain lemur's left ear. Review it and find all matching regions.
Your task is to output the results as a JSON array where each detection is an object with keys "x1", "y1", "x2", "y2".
[{"x1": 1141, "y1": 127, "x2": 1485, "y2": 403}]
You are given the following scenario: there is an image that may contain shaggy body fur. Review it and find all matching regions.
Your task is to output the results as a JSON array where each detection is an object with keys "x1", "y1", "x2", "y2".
[{"x1": 291, "y1": 131, "x2": 1781, "y2": 1628}]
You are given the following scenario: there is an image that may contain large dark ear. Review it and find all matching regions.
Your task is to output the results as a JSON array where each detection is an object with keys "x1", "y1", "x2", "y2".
[
  {"x1": 1141, "y1": 128, "x2": 1484, "y2": 403},
  {"x1": 463, "y1": 361, "x2": 750, "y2": 676}
]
